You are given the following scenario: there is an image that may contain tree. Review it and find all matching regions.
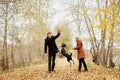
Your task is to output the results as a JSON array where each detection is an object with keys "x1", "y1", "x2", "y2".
[
  {"x1": 91, "y1": 0, "x2": 119, "y2": 67},
  {"x1": 0, "y1": 0, "x2": 51, "y2": 71},
  {"x1": 65, "y1": 0, "x2": 120, "y2": 68},
  {"x1": 1, "y1": 1, "x2": 9, "y2": 71}
]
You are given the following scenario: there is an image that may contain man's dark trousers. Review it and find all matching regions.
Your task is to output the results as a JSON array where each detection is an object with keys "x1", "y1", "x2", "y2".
[{"x1": 48, "y1": 52, "x2": 56, "y2": 73}]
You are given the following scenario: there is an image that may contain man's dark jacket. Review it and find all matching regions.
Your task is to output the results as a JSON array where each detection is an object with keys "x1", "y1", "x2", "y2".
[{"x1": 44, "y1": 33, "x2": 60, "y2": 55}]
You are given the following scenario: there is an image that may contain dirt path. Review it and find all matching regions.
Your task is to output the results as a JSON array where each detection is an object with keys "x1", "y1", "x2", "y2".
[{"x1": 0, "y1": 57, "x2": 120, "y2": 80}]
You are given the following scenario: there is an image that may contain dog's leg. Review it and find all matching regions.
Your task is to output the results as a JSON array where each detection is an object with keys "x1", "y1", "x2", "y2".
[
  {"x1": 69, "y1": 61, "x2": 72, "y2": 67},
  {"x1": 69, "y1": 62, "x2": 72, "y2": 67},
  {"x1": 72, "y1": 60, "x2": 75, "y2": 65}
]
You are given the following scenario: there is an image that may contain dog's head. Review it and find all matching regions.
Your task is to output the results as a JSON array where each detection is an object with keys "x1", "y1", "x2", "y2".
[{"x1": 61, "y1": 43, "x2": 66, "y2": 47}]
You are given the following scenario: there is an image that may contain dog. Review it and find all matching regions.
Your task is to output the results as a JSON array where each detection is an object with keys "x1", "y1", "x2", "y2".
[{"x1": 60, "y1": 43, "x2": 74, "y2": 66}]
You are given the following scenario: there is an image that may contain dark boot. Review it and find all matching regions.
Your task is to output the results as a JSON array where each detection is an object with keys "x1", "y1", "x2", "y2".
[
  {"x1": 48, "y1": 55, "x2": 52, "y2": 73},
  {"x1": 48, "y1": 69, "x2": 51, "y2": 73},
  {"x1": 52, "y1": 62, "x2": 55, "y2": 71},
  {"x1": 52, "y1": 54, "x2": 56, "y2": 71},
  {"x1": 48, "y1": 64, "x2": 52, "y2": 73}
]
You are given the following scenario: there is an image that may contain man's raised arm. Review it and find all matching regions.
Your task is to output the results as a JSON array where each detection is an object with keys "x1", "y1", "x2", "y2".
[{"x1": 54, "y1": 29, "x2": 60, "y2": 39}]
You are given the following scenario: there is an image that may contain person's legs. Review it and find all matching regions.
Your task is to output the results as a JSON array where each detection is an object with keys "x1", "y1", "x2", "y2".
[
  {"x1": 72, "y1": 59, "x2": 74, "y2": 65},
  {"x1": 82, "y1": 58, "x2": 88, "y2": 71},
  {"x1": 52, "y1": 53, "x2": 56, "y2": 71},
  {"x1": 48, "y1": 54, "x2": 52, "y2": 73},
  {"x1": 78, "y1": 59, "x2": 82, "y2": 71}
]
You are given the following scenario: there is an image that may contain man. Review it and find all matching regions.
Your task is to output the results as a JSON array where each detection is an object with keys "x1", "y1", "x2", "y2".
[
  {"x1": 44, "y1": 29, "x2": 60, "y2": 73},
  {"x1": 73, "y1": 37, "x2": 88, "y2": 72}
]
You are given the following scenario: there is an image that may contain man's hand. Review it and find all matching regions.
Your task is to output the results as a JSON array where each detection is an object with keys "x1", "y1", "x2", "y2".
[
  {"x1": 45, "y1": 53, "x2": 47, "y2": 55},
  {"x1": 43, "y1": 53, "x2": 47, "y2": 59}
]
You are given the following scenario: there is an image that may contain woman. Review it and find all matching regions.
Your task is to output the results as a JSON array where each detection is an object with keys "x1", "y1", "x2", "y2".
[{"x1": 73, "y1": 37, "x2": 88, "y2": 72}]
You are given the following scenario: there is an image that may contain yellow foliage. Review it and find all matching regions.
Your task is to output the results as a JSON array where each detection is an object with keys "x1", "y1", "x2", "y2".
[
  {"x1": 107, "y1": 23, "x2": 113, "y2": 30},
  {"x1": 93, "y1": 2, "x2": 119, "y2": 31},
  {"x1": 117, "y1": 30, "x2": 120, "y2": 32},
  {"x1": 101, "y1": 19, "x2": 106, "y2": 26},
  {"x1": 114, "y1": 48, "x2": 120, "y2": 53},
  {"x1": 96, "y1": 25, "x2": 102, "y2": 30},
  {"x1": 84, "y1": 8, "x2": 88, "y2": 16},
  {"x1": 95, "y1": 13, "x2": 99, "y2": 19}
]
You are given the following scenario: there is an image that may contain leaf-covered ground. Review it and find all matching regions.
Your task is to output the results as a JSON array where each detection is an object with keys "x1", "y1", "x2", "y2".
[{"x1": 0, "y1": 57, "x2": 120, "y2": 80}]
